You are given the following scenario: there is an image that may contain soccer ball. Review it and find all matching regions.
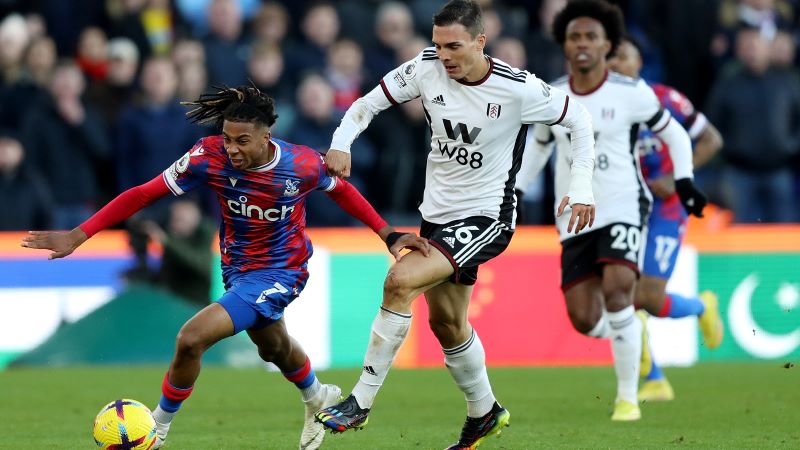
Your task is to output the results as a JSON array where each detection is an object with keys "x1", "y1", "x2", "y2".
[{"x1": 92, "y1": 399, "x2": 157, "y2": 449}]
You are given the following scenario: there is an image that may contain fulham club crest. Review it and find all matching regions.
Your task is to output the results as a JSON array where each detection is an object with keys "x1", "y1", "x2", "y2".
[{"x1": 486, "y1": 103, "x2": 502, "y2": 120}]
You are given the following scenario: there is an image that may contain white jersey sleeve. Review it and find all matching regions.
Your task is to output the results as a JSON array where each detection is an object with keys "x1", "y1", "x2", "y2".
[{"x1": 330, "y1": 51, "x2": 425, "y2": 153}]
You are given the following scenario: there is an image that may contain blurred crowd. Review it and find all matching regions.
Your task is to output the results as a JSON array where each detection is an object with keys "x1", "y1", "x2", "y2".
[{"x1": 1, "y1": 0, "x2": 799, "y2": 232}]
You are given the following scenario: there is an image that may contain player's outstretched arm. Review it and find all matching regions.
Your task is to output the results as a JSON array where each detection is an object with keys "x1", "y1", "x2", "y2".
[
  {"x1": 325, "y1": 178, "x2": 429, "y2": 260},
  {"x1": 21, "y1": 175, "x2": 170, "y2": 259},
  {"x1": 21, "y1": 228, "x2": 88, "y2": 259}
]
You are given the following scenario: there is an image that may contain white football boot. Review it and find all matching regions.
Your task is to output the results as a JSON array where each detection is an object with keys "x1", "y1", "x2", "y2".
[
  {"x1": 151, "y1": 419, "x2": 170, "y2": 449},
  {"x1": 300, "y1": 384, "x2": 342, "y2": 450}
]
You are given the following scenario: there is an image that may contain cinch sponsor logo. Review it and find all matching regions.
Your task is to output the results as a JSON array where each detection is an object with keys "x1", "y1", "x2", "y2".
[{"x1": 227, "y1": 195, "x2": 294, "y2": 221}]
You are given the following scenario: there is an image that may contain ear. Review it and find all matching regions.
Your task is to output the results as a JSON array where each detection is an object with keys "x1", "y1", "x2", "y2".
[
  {"x1": 603, "y1": 40, "x2": 612, "y2": 58},
  {"x1": 476, "y1": 33, "x2": 487, "y2": 51}
]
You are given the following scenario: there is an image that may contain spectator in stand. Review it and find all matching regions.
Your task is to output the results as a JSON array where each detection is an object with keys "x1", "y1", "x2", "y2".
[
  {"x1": 171, "y1": 38, "x2": 205, "y2": 67},
  {"x1": 490, "y1": 36, "x2": 527, "y2": 69},
  {"x1": 115, "y1": 56, "x2": 206, "y2": 280},
  {"x1": 365, "y1": 2, "x2": 414, "y2": 81},
  {"x1": 525, "y1": 0, "x2": 568, "y2": 83},
  {"x1": 362, "y1": 36, "x2": 429, "y2": 218},
  {"x1": 252, "y1": 2, "x2": 291, "y2": 46},
  {"x1": 23, "y1": 35, "x2": 56, "y2": 88},
  {"x1": 76, "y1": 27, "x2": 109, "y2": 82},
  {"x1": 770, "y1": 28, "x2": 798, "y2": 68},
  {"x1": 286, "y1": 3, "x2": 340, "y2": 75},
  {"x1": 176, "y1": 61, "x2": 208, "y2": 103},
  {"x1": 142, "y1": 198, "x2": 216, "y2": 306},
  {"x1": 325, "y1": 39, "x2": 365, "y2": 112},
  {"x1": 21, "y1": 60, "x2": 110, "y2": 229},
  {"x1": 1, "y1": 31, "x2": 51, "y2": 131},
  {"x1": 247, "y1": 42, "x2": 293, "y2": 135},
  {"x1": 713, "y1": 0, "x2": 795, "y2": 65},
  {"x1": 706, "y1": 26, "x2": 800, "y2": 223},
  {"x1": 0, "y1": 13, "x2": 29, "y2": 87},
  {"x1": 202, "y1": 0, "x2": 250, "y2": 87},
  {"x1": 85, "y1": 37, "x2": 140, "y2": 126},
  {"x1": 116, "y1": 57, "x2": 204, "y2": 192},
  {"x1": 288, "y1": 73, "x2": 375, "y2": 226},
  {"x1": 0, "y1": 129, "x2": 53, "y2": 231}
]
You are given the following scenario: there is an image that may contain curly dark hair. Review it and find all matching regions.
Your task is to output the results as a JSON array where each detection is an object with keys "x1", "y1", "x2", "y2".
[
  {"x1": 552, "y1": 0, "x2": 626, "y2": 58},
  {"x1": 182, "y1": 85, "x2": 278, "y2": 129}
]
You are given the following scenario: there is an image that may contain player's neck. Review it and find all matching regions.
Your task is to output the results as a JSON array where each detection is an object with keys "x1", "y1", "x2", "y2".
[
  {"x1": 462, "y1": 54, "x2": 490, "y2": 83},
  {"x1": 570, "y1": 67, "x2": 608, "y2": 94}
]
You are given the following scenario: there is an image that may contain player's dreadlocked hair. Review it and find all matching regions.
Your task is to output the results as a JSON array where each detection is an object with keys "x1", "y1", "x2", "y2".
[
  {"x1": 182, "y1": 85, "x2": 278, "y2": 129},
  {"x1": 552, "y1": 0, "x2": 625, "y2": 58},
  {"x1": 433, "y1": 0, "x2": 484, "y2": 38}
]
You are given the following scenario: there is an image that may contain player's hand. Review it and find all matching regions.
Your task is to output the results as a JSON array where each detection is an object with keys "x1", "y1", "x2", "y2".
[
  {"x1": 648, "y1": 174, "x2": 675, "y2": 199},
  {"x1": 390, "y1": 233, "x2": 430, "y2": 261},
  {"x1": 557, "y1": 196, "x2": 595, "y2": 234},
  {"x1": 325, "y1": 149, "x2": 351, "y2": 178},
  {"x1": 675, "y1": 178, "x2": 707, "y2": 217},
  {"x1": 20, "y1": 228, "x2": 88, "y2": 259}
]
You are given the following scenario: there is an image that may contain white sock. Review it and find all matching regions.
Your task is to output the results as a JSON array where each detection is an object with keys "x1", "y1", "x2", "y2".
[
  {"x1": 152, "y1": 405, "x2": 176, "y2": 425},
  {"x1": 587, "y1": 309, "x2": 611, "y2": 338},
  {"x1": 351, "y1": 307, "x2": 411, "y2": 409},
  {"x1": 301, "y1": 378, "x2": 321, "y2": 402},
  {"x1": 444, "y1": 329, "x2": 496, "y2": 418},
  {"x1": 607, "y1": 305, "x2": 641, "y2": 404}
]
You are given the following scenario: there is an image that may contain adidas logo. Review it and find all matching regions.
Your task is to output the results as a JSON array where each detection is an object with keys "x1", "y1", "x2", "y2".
[
  {"x1": 431, "y1": 94, "x2": 446, "y2": 106},
  {"x1": 363, "y1": 365, "x2": 377, "y2": 376},
  {"x1": 443, "y1": 236, "x2": 456, "y2": 248}
]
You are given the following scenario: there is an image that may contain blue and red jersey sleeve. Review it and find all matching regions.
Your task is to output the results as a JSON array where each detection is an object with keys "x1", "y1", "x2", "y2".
[{"x1": 162, "y1": 137, "x2": 219, "y2": 196}]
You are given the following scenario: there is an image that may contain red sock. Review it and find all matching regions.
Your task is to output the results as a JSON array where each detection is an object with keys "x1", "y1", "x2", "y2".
[{"x1": 656, "y1": 295, "x2": 673, "y2": 318}]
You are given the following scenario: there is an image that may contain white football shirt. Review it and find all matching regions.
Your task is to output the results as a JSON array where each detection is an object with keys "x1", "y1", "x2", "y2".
[
  {"x1": 541, "y1": 71, "x2": 669, "y2": 240},
  {"x1": 330, "y1": 47, "x2": 594, "y2": 226}
]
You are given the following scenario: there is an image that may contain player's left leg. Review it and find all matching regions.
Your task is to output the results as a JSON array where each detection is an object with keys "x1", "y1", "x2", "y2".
[
  {"x1": 426, "y1": 282, "x2": 510, "y2": 450},
  {"x1": 601, "y1": 264, "x2": 642, "y2": 421},
  {"x1": 246, "y1": 318, "x2": 341, "y2": 450}
]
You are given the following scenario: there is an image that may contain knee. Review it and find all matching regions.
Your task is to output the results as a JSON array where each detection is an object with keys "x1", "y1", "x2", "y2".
[
  {"x1": 567, "y1": 307, "x2": 601, "y2": 334},
  {"x1": 383, "y1": 269, "x2": 415, "y2": 308},
  {"x1": 175, "y1": 327, "x2": 208, "y2": 359}
]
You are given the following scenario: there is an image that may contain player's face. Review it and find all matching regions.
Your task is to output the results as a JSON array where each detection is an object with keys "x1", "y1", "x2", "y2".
[
  {"x1": 432, "y1": 24, "x2": 486, "y2": 81},
  {"x1": 608, "y1": 40, "x2": 641, "y2": 78},
  {"x1": 563, "y1": 17, "x2": 611, "y2": 74},
  {"x1": 222, "y1": 120, "x2": 271, "y2": 170}
]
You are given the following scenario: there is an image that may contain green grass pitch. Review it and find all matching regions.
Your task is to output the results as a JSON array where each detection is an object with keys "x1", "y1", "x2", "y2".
[{"x1": 0, "y1": 363, "x2": 797, "y2": 449}]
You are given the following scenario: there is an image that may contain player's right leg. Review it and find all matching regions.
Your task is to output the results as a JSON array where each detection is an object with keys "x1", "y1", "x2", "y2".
[
  {"x1": 151, "y1": 302, "x2": 236, "y2": 449},
  {"x1": 315, "y1": 247, "x2": 453, "y2": 433}
]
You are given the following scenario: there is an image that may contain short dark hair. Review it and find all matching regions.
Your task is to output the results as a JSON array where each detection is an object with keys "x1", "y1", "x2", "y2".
[
  {"x1": 552, "y1": 0, "x2": 625, "y2": 58},
  {"x1": 433, "y1": 0, "x2": 484, "y2": 38},
  {"x1": 182, "y1": 85, "x2": 278, "y2": 130}
]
